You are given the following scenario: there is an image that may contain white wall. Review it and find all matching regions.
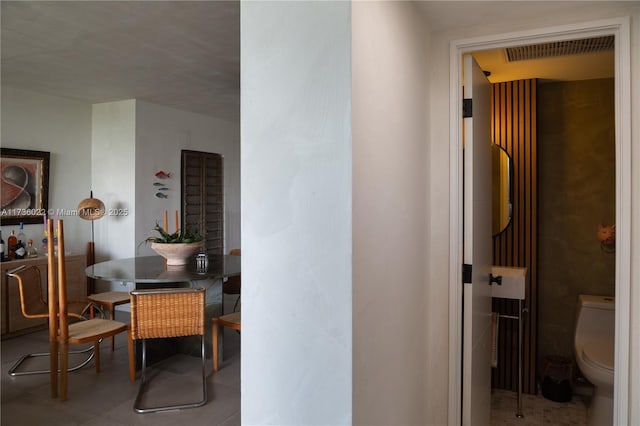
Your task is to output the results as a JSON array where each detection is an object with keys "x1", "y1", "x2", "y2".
[
  {"x1": 426, "y1": 3, "x2": 640, "y2": 424},
  {"x1": 91, "y1": 99, "x2": 240, "y2": 264},
  {"x1": 352, "y1": 2, "x2": 430, "y2": 425},
  {"x1": 92, "y1": 100, "x2": 137, "y2": 262},
  {"x1": 239, "y1": 3, "x2": 640, "y2": 424},
  {"x1": 134, "y1": 100, "x2": 240, "y2": 256},
  {"x1": 1, "y1": 86, "x2": 92, "y2": 254},
  {"x1": 2, "y1": 89, "x2": 239, "y2": 269},
  {"x1": 3, "y1": 94, "x2": 240, "y2": 296},
  {"x1": 241, "y1": 2, "x2": 352, "y2": 424}
]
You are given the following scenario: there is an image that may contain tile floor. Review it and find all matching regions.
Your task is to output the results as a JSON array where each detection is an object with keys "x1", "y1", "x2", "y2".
[
  {"x1": 3, "y1": 310, "x2": 591, "y2": 426},
  {"x1": 1, "y1": 310, "x2": 240, "y2": 426},
  {"x1": 490, "y1": 388, "x2": 588, "y2": 426}
]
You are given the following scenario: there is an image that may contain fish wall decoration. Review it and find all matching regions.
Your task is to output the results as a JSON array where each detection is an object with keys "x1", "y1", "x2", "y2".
[{"x1": 153, "y1": 171, "x2": 172, "y2": 198}]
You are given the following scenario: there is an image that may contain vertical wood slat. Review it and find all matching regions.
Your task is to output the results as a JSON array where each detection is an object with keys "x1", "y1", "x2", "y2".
[
  {"x1": 491, "y1": 79, "x2": 538, "y2": 394},
  {"x1": 181, "y1": 150, "x2": 224, "y2": 255}
]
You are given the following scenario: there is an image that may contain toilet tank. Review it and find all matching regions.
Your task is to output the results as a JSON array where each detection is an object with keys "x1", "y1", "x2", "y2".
[{"x1": 575, "y1": 295, "x2": 615, "y2": 345}]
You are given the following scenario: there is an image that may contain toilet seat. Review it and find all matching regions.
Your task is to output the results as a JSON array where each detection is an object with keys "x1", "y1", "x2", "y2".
[{"x1": 582, "y1": 341, "x2": 614, "y2": 372}]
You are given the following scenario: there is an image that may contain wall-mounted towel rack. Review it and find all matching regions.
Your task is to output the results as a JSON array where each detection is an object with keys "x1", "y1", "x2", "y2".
[{"x1": 491, "y1": 266, "x2": 527, "y2": 419}]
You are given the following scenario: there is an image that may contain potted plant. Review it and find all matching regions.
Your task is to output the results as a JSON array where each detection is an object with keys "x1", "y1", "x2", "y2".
[{"x1": 143, "y1": 223, "x2": 204, "y2": 266}]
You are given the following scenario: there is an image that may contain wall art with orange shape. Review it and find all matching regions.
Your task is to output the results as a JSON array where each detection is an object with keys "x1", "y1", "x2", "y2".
[{"x1": 0, "y1": 148, "x2": 50, "y2": 225}]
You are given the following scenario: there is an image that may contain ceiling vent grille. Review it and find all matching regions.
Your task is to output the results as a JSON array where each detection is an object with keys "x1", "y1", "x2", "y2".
[{"x1": 506, "y1": 36, "x2": 614, "y2": 62}]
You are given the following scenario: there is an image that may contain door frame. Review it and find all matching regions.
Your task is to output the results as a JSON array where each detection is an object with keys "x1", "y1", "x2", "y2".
[{"x1": 448, "y1": 17, "x2": 631, "y2": 425}]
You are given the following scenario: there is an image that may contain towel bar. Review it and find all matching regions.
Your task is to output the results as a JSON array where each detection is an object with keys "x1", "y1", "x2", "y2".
[{"x1": 493, "y1": 301, "x2": 527, "y2": 419}]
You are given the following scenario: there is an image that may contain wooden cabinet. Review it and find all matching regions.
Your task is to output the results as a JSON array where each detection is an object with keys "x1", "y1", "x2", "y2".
[{"x1": 1, "y1": 254, "x2": 86, "y2": 338}]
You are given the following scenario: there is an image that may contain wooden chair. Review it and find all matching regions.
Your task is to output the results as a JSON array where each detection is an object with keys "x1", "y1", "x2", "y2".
[
  {"x1": 87, "y1": 291, "x2": 130, "y2": 351},
  {"x1": 5, "y1": 265, "x2": 94, "y2": 376},
  {"x1": 223, "y1": 248, "x2": 241, "y2": 314},
  {"x1": 127, "y1": 286, "x2": 207, "y2": 413},
  {"x1": 212, "y1": 311, "x2": 241, "y2": 372},
  {"x1": 46, "y1": 219, "x2": 129, "y2": 401}
]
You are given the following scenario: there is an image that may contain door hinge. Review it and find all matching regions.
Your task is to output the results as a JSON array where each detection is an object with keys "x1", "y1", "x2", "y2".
[
  {"x1": 463, "y1": 98, "x2": 472, "y2": 118},
  {"x1": 463, "y1": 263, "x2": 472, "y2": 284}
]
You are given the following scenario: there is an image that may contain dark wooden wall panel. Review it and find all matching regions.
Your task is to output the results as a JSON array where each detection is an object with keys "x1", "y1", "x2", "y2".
[
  {"x1": 491, "y1": 79, "x2": 538, "y2": 394},
  {"x1": 181, "y1": 150, "x2": 224, "y2": 254}
]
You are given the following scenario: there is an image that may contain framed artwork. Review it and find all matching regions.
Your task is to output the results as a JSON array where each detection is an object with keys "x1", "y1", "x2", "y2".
[{"x1": 1, "y1": 148, "x2": 50, "y2": 225}]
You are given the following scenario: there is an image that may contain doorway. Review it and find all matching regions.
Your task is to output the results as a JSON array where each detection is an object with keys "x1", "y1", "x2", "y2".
[{"x1": 449, "y1": 18, "x2": 632, "y2": 426}]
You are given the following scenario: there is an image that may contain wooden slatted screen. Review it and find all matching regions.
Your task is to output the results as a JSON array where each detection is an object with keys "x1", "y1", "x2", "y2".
[
  {"x1": 181, "y1": 150, "x2": 224, "y2": 254},
  {"x1": 491, "y1": 79, "x2": 538, "y2": 394}
]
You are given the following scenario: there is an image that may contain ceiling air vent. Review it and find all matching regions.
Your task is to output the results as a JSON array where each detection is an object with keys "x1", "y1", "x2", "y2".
[{"x1": 505, "y1": 36, "x2": 614, "y2": 62}]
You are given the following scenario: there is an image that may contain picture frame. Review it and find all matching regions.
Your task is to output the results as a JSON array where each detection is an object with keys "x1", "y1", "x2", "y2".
[{"x1": 1, "y1": 148, "x2": 50, "y2": 225}]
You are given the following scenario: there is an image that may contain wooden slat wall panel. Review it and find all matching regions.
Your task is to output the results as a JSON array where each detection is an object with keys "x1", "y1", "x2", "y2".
[
  {"x1": 181, "y1": 150, "x2": 224, "y2": 254},
  {"x1": 491, "y1": 79, "x2": 538, "y2": 394}
]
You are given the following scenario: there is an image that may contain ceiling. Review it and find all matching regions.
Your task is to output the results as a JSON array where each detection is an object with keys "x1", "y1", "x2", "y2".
[
  {"x1": 1, "y1": 1, "x2": 240, "y2": 121},
  {"x1": 414, "y1": 1, "x2": 615, "y2": 83},
  {"x1": 2, "y1": 1, "x2": 614, "y2": 122},
  {"x1": 472, "y1": 48, "x2": 613, "y2": 84}
]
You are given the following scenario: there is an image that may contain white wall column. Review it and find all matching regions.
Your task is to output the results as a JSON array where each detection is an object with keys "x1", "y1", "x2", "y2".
[
  {"x1": 92, "y1": 100, "x2": 137, "y2": 262},
  {"x1": 241, "y1": 2, "x2": 352, "y2": 424}
]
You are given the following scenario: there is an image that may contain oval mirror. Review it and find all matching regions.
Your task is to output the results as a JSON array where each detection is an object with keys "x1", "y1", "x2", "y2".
[{"x1": 492, "y1": 144, "x2": 512, "y2": 236}]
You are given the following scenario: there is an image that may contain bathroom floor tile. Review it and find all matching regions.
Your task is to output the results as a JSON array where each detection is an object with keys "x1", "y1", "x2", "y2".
[{"x1": 491, "y1": 388, "x2": 588, "y2": 425}]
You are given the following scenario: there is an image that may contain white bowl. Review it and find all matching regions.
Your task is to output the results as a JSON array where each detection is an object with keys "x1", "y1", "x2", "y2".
[{"x1": 151, "y1": 242, "x2": 204, "y2": 266}]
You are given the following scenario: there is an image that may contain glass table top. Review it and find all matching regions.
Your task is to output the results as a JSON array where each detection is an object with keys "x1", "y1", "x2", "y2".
[{"x1": 85, "y1": 254, "x2": 241, "y2": 283}]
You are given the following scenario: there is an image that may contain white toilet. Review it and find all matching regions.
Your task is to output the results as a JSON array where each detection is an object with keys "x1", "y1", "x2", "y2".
[{"x1": 574, "y1": 295, "x2": 615, "y2": 426}]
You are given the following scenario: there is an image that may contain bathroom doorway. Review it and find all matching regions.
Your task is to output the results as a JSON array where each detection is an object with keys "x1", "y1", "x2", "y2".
[{"x1": 450, "y1": 18, "x2": 632, "y2": 426}]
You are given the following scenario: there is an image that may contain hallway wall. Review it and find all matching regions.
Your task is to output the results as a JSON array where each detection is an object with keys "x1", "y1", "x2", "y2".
[
  {"x1": 1, "y1": 86, "x2": 92, "y2": 254},
  {"x1": 353, "y1": 2, "x2": 430, "y2": 424}
]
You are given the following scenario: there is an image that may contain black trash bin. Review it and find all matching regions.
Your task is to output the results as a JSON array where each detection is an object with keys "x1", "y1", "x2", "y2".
[{"x1": 541, "y1": 355, "x2": 573, "y2": 402}]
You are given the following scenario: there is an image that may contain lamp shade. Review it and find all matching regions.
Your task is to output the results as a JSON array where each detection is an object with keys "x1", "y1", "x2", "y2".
[{"x1": 77, "y1": 197, "x2": 105, "y2": 221}]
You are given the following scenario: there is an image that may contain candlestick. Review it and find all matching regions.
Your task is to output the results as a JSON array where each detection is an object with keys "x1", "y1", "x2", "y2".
[
  {"x1": 175, "y1": 210, "x2": 179, "y2": 233},
  {"x1": 164, "y1": 210, "x2": 168, "y2": 231}
]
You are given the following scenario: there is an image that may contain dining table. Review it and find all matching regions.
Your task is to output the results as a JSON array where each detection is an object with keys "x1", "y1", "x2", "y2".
[
  {"x1": 85, "y1": 253, "x2": 241, "y2": 365},
  {"x1": 85, "y1": 254, "x2": 241, "y2": 286}
]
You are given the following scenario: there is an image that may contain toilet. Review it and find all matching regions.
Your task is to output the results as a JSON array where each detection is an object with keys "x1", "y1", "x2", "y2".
[{"x1": 574, "y1": 295, "x2": 615, "y2": 426}]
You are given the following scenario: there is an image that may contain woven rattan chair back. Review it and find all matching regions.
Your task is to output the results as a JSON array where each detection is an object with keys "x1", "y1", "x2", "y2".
[
  {"x1": 128, "y1": 287, "x2": 207, "y2": 413},
  {"x1": 130, "y1": 288, "x2": 205, "y2": 340}
]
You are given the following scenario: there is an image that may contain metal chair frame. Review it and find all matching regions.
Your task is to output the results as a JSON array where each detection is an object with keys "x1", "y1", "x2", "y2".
[
  {"x1": 6, "y1": 265, "x2": 101, "y2": 377},
  {"x1": 128, "y1": 287, "x2": 207, "y2": 413}
]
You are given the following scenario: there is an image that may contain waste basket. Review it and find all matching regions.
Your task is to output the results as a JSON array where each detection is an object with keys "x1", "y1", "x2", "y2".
[{"x1": 541, "y1": 355, "x2": 573, "y2": 402}]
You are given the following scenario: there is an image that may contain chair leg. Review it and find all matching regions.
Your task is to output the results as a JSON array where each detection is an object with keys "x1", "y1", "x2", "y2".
[
  {"x1": 94, "y1": 341, "x2": 101, "y2": 373},
  {"x1": 110, "y1": 306, "x2": 116, "y2": 351},
  {"x1": 49, "y1": 340, "x2": 58, "y2": 399},
  {"x1": 134, "y1": 336, "x2": 207, "y2": 413},
  {"x1": 128, "y1": 328, "x2": 136, "y2": 382},
  {"x1": 199, "y1": 334, "x2": 207, "y2": 402},
  {"x1": 60, "y1": 342, "x2": 68, "y2": 401},
  {"x1": 212, "y1": 318, "x2": 219, "y2": 372}
]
